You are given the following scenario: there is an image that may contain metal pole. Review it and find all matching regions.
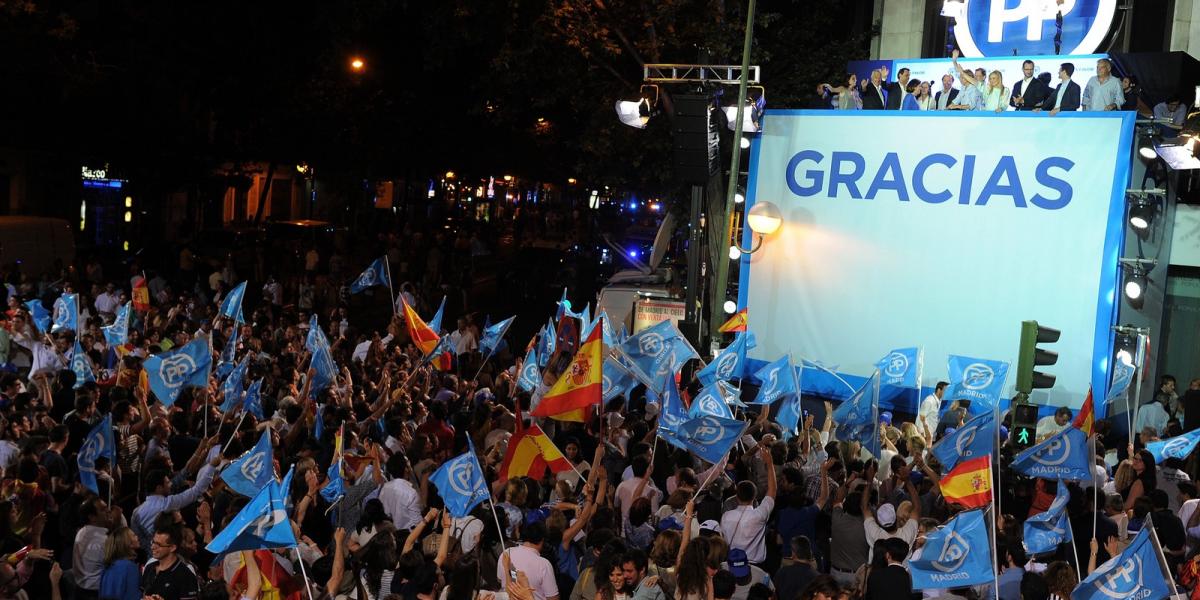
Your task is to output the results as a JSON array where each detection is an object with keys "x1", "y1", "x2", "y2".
[{"x1": 1131, "y1": 332, "x2": 1147, "y2": 447}]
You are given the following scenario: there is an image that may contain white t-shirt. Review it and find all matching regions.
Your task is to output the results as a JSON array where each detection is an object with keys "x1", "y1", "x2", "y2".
[
  {"x1": 378, "y1": 477, "x2": 423, "y2": 530},
  {"x1": 1035, "y1": 415, "x2": 1068, "y2": 440},
  {"x1": 918, "y1": 394, "x2": 941, "y2": 438},
  {"x1": 496, "y1": 545, "x2": 558, "y2": 600},
  {"x1": 454, "y1": 516, "x2": 485, "y2": 554},
  {"x1": 720, "y1": 496, "x2": 776, "y2": 564},
  {"x1": 615, "y1": 477, "x2": 663, "y2": 530},
  {"x1": 864, "y1": 516, "x2": 920, "y2": 562}
]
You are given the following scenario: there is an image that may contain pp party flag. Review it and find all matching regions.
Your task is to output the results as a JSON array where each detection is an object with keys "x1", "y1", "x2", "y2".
[
  {"x1": 24, "y1": 300, "x2": 51, "y2": 335},
  {"x1": 420, "y1": 333, "x2": 454, "y2": 372},
  {"x1": 689, "y1": 381, "x2": 735, "y2": 420},
  {"x1": 205, "y1": 477, "x2": 296, "y2": 554},
  {"x1": 650, "y1": 372, "x2": 690, "y2": 434},
  {"x1": 221, "y1": 430, "x2": 276, "y2": 498},
  {"x1": 697, "y1": 331, "x2": 757, "y2": 387},
  {"x1": 776, "y1": 393, "x2": 803, "y2": 441},
  {"x1": 833, "y1": 370, "x2": 881, "y2": 458},
  {"x1": 313, "y1": 403, "x2": 325, "y2": 440},
  {"x1": 70, "y1": 339, "x2": 95, "y2": 389},
  {"x1": 1073, "y1": 387, "x2": 1096, "y2": 436},
  {"x1": 718, "y1": 308, "x2": 748, "y2": 333},
  {"x1": 875, "y1": 347, "x2": 922, "y2": 388},
  {"x1": 517, "y1": 347, "x2": 541, "y2": 393},
  {"x1": 1071, "y1": 525, "x2": 1173, "y2": 600},
  {"x1": 931, "y1": 411, "x2": 996, "y2": 474},
  {"x1": 946, "y1": 354, "x2": 1010, "y2": 417},
  {"x1": 555, "y1": 288, "x2": 571, "y2": 322},
  {"x1": 321, "y1": 430, "x2": 346, "y2": 503},
  {"x1": 430, "y1": 439, "x2": 490, "y2": 518},
  {"x1": 1145, "y1": 428, "x2": 1200, "y2": 463},
  {"x1": 305, "y1": 314, "x2": 327, "y2": 353},
  {"x1": 536, "y1": 318, "x2": 556, "y2": 369},
  {"x1": 102, "y1": 302, "x2": 131, "y2": 346},
  {"x1": 401, "y1": 296, "x2": 440, "y2": 356},
  {"x1": 77, "y1": 413, "x2": 115, "y2": 495},
  {"x1": 427, "y1": 296, "x2": 447, "y2": 333},
  {"x1": 243, "y1": 379, "x2": 265, "y2": 420},
  {"x1": 940, "y1": 455, "x2": 994, "y2": 509},
  {"x1": 218, "y1": 282, "x2": 248, "y2": 324},
  {"x1": 910, "y1": 509, "x2": 995, "y2": 590},
  {"x1": 131, "y1": 276, "x2": 150, "y2": 312},
  {"x1": 602, "y1": 356, "x2": 638, "y2": 403},
  {"x1": 531, "y1": 324, "x2": 602, "y2": 420},
  {"x1": 498, "y1": 424, "x2": 572, "y2": 482},
  {"x1": 615, "y1": 319, "x2": 699, "y2": 389},
  {"x1": 350, "y1": 257, "x2": 390, "y2": 294},
  {"x1": 480, "y1": 316, "x2": 515, "y2": 355},
  {"x1": 750, "y1": 354, "x2": 799, "y2": 405},
  {"x1": 1024, "y1": 480, "x2": 1072, "y2": 554},
  {"x1": 583, "y1": 311, "x2": 618, "y2": 348},
  {"x1": 52, "y1": 293, "x2": 79, "y2": 333},
  {"x1": 144, "y1": 338, "x2": 211, "y2": 406},
  {"x1": 216, "y1": 327, "x2": 239, "y2": 380},
  {"x1": 1012, "y1": 425, "x2": 1093, "y2": 480},
  {"x1": 664, "y1": 415, "x2": 748, "y2": 466},
  {"x1": 1105, "y1": 359, "x2": 1135, "y2": 406},
  {"x1": 220, "y1": 355, "x2": 250, "y2": 413}
]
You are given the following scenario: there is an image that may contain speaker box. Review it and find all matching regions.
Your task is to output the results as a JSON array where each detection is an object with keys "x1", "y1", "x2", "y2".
[{"x1": 673, "y1": 94, "x2": 720, "y2": 185}]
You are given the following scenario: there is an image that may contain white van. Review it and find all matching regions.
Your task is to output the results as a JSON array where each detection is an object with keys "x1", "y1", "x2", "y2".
[
  {"x1": 596, "y1": 213, "x2": 681, "y2": 332},
  {"x1": 0, "y1": 217, "x2": 76, "y2": 276}
]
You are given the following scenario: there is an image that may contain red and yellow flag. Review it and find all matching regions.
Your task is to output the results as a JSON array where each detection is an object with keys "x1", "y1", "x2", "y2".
[
  {"x1": 497, "y1": 424, "x2": 573, "y2": 481},
  {"x1": 401, "y1": 297, "x2": 440, "y2": 356},
  {"x1": 132, "y1": 276, "x2": 150, "y2": 312},
  {"x1": 718, "y1": 308, "x2": 747, "y2": 333},
  {"x1": 940, "y1": 455, "x2": 993, "y2": 509},
  {"x1": 532, "y1": 324, "x2": 602, "y2": 420},
  {"x1": 1073, "y1": 386, "x2": 1095, "y2": 436}
]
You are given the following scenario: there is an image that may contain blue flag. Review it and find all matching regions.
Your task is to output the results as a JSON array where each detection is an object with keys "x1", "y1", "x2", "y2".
[
  {"x1": 205, "y1": 476, "x2": 296, "y2": 554},
  {"x1": 52, "y1": 293, "x2": 78, "y2": 333},
  {"x1": 750, "y1": 354, "x2": 799, "y2": 405},
  {"x1": 583, "y1": 311, "x2": 618, "y2": 348},
  {"x1": 220, "y1": 355, "x2": 249, "y2": 413},
  {"x1": 697, "y1": 331, "x2": 757, "y2": 387},
  {"x1": 555, "y1": 288, "x2": 570, "y2": 322},
  {"x1": 321, "y1": 457, "x2": 345, "y2": 503},
  {"x1": 313, "y1": 404, "x2": 325, "y2": 440},
  {"x1": 70, "y1": 339, "x2": 95, "y2": 389},
  {"x1": 216, "y1": 328, "x2": 239, "y2": 380},
  {"x1": 1146, "y1": 429, "x2": 1200, "y2": 464},
  {"x1": 221, "y1": 431, "x2": 275, "y2": 498},
  {"x1": 518, "y1": 347, "x2": 541, "y2": 393},
  {"x1": 25, "y1": 300, "x2": 51, "y2": 335},
  {"x1": 615, "y1": 320, "x2": 699, "y2": 388},
  {"x1": 946, "y1": 355, "x2": 1010, "y2": 417},
  {"x1": 419, "y1": 334, "x2": 453, "y2": 368},
  {"x1": 1105, "y1": 359, "x2": 1135, "y2": 406},
  {"x1": 305, "y1": 314, "x2": 327, "y2": 353},
  {"x1": 1012, "y1": 425, "x2": 1093, "y2": 480},
  {"x1": 77, "y1": 413, "x2": 115, "y2": 495},
  {"x1": 876, "y1": 347, "x2": 922, "y2": 388},
  {"x1": 649, "y1": 373, "x2": 690, "y2": 433},
  {"x1": 833, "y1": 370, "x2": 880, "y2": 458},
  {"x1": 218, "y1": 282, "x2": 247, "y2": 324},
  {"x1": 931, "y1": 411, "x2": 996, "y2": 473},
  {"x1": 102, "y1": 302, "x2": 131, "y2": 346},
  {"x1": 602, "y1": 357, "x2": 637, "y2": 403},
  {"x1": 428, "y1": 296, "x2": 447, "y2": 333},
  {"x1": 536, "y1": 319, "x2": 556, "y2": 369},
  {"x1": 1071, "y1": 526, "x2": 1173, "y2": 600},
  {"x1": 777, "y1": 393, "x2": 803, "y2": 441},
  {"x1": 350, "y1": 257, "x2": 389, "y2": 294},
  {"x1": 278, "y1": 465, "x2": 295, "y2": 512},
  {"x1": 307, "y1": 315, "x2": 337, "y2": 393},
  {"x1": 689, "y1": 381, "x2": 735, "y2": 420},
  {"x1": 661, "y1": 415, "x2": 748, "y2": 465},
  {"x1": 243, "y1": 378, "x2": 265, "y2": 420},
  {"x1": 430, "y1": 439, "x2": 490, "y2": 518},
  {"x1": 1024, "y1": 480, "x2": 1072, "y2": 554},
  {"x1": 144, "y1": 338, "x2": 211, "y2": 406},
  {"x1": 480, "y1": 316, "x2": 515, "y2": 355},
  {"x1": 910, "y1": 510, "x2": 995, "y2": 590}
]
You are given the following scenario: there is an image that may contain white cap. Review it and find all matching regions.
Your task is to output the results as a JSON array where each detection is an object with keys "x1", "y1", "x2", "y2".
[
  {"x1": 699, "y1": 520, "x2": 722, "y2": 535},
  {"x1": 876, "y1": 503, "x2": 897, "y2": 528}
]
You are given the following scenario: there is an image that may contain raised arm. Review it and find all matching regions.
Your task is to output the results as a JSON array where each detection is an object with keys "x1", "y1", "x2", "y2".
[
  {"x1": 816, "y1": 460, "x2": 833, "y2": 508},
  {"x1": 435, "y1": 510, "x2": 452, "y2": 567},
  {"x1": 242, "y1": 550, "x2": 263, "y2": 600},
  {"x1": 951, "y1": 50, "x2": 976, "y2": 86},
  {"x1": 761, "y1": 445, "x2": 777, "y2": 500},
  {"x1": 403, "y1": 508, "x2": 439, "y2": 554},
  {"x1": 327, "y1": 528, "x2": 347, "y2": 598},
  {"x1": 674, "y1": 500, "x2": 694, "y2": 571},
  {"x1": 562, "y1": 483, "x2": 597, "y2": 551}
]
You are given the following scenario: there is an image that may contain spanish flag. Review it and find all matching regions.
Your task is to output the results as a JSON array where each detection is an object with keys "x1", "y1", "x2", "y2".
[
  {"x1": 940, "y1": 455, "x2": 993, "y2": 509},
  {"x1": 718, "y1": 309, "x2": 747, "y2": 333},
  {"x1": 498, "y1": 424, "x2": 573, "y2": 481},
  {"x1": 1073, "y1": 386, "x2": 1095, "y2": 436},
  {"x1": 132, "y1": 276, "x2": 150, "y2": 312},
  {"x1": 532, "y1": 323, "x2": 602, "y2": 420},
  {"x1": 401, "y1": 297, "x2": 441, "y2": 356}
]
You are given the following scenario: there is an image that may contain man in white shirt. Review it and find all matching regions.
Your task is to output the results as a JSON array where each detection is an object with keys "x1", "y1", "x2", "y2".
[
  {"x1": 497, "y1": 522, "x2": 560, "y2": 600},
  {"x1": 1159, "y1": 459, "x2": 1192, "y2": 513},
  {"x1": 94, "y1": 283, "x2": 120, "y2": 318},
  {"x1": 862, "y1": 462, "x2": 921, "y2": 561},
  {"x1": 918, "y1": 382, "x2": 948, "y2": 439},
  {"x1": 719, "y1": 445, "x2": 777, "y2": 564},
  {"x1": 378, "y1": 454, "x2": 423, "y2": 530},
  {"x1": 73, "y1": 497, "x2": 112, "y2": 596},
  {"x1": 1135, "y1": 397, "x2": 1170, "y2": 438},
  {"x1": 934, "y1": 75, "x2": 958, "y2": 110},
  {"x1": 448, "y1": 317, "x2": 477, "y2": 357},
  {"x1": 1082, "y1": 58, "x2": 1124, "y2": 111},
  {"x1": 615, "y1": 455, "x2": 663, "y2": 529},
  {"x1": 1035, "y1": 406, "x2": 1073, "y2": 442}
]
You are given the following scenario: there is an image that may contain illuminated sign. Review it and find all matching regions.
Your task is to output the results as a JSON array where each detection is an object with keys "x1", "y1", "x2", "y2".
[
  {"x1": 81, "y1": 166, "x2": 108, "y2": 180},
  {"x1": 956, "y1": 0, "x2": 1116, "y2": 58}
]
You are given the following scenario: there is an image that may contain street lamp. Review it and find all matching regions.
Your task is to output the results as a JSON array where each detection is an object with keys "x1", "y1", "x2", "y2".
[
  {"x1": 732, "y1": 200, "x2": 783, "y2": 255},
  {"x1": 350, "y1": 57, "x2": 365, "y2": 72}
]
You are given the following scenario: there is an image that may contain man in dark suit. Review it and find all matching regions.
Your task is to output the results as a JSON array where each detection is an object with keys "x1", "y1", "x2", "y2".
[
  {"x1": 1039, "y1": 62, "x2": 1081, "y2": 115},
  {"x1": 1010, "y1": 59, "x2": 1049, "y2": 111},
  {"x1": 933, "y1": 74, "x2": 959, "y2": 110},
  {"x1": 881, "y1": 65, "x2": 910, "y2": 110},
  {"x1": 861, "y1": 68, "x2": 887, "y2": 110}
]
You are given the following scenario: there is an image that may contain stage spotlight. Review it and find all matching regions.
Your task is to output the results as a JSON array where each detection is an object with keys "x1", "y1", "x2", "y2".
[
  {"x1": 723, "y1": 86, "x2": 765, "y2": 133},
  {"x1": 1125, "y1": 190, "x2": 1162, "y2": 232},
  {"x1": 1114, "y1": 332, "x2": 1136, "y2": 366},
  {"x1": 740, "y1": 136, "x2": 751, "y2": 150},
  {"x1": 1139, "y1": 140, "x2": 1157, "y2": 161},
  {"x1": 728, "y1": 245, "x2": 742, "y2": 260},
  {"x1": 734, "y1": 192, "x2": 745, "y2": 204},
  {"x1": 723, "y1": 300, "x2": 738, "y2": 314},
  {"x1": 615, "y1": 85, "x2": 659, "y2": 129},
  {"x1": 1124, "y1": 271, "x2": 1145, "y2": 300}
]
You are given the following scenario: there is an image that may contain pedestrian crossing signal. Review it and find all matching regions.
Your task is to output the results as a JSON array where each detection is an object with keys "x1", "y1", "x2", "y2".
[{"x1": 1012, "y1": 403, "x2": 1039, "y2": 450}]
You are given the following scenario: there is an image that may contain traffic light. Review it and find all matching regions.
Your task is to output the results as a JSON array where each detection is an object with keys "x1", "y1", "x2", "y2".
[
  {"x1": 1012, "y1": 403, "x2": 1039, "y2": 450},
  {"x1": 1015, "y1": 320, "x2": 1060, "y2": 395}
]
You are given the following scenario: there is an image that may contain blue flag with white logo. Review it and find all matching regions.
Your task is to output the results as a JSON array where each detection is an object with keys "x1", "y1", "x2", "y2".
[
  {"x1": 833, "y1": 370, "x2": 881, "y2": 457},
  {"x1": 220, "y1": 355, "x2": 249, "y2": 413},
  {"x1": 77, "y1": 413, "x2": 115, "y2": 495},
  {"x1": 750, "y1": 354, "x2": 799, "y2": 405},
  {"x1": 480, "y1": 316, "x2": 515, "y2": 355},
  {"x1": 221, "y1": 431, "x2": 275, "y2": 498},
  {"x1": 1071, "y1": 526, "x2": 1173, "y2": 600},
  {"x1": 430, "y1": 439, "x2": 491, "y2": 518},
  {"x1": 910, "y1": 509, "x2": 995, "y2": 590},
  {"x1": 537, "y1": 319, "x2": 556, "y2": 369},
  {"x1": 243, "y1": 378, "x2": 265, "y2": 420},
  {"x1": 602, "y1": 357, "x2": 638, "y2": 403},
  {"x1": 776, "y1": 393, "x2": 803, "y2": 441},
  {"x1": 52, "y1": 293, "x2": 78, "y2": 333},
  {"x1": 1012, "y1": 425, "x2": 1093, "y2": 481},
  {"x1": 583, "y1": 311, "x2": 618, "y2": 348},
  {"x1": 931, "y1": 411, "x2": 996, "y2": 474},
  {"x1": 205, "y1": 476, "x2": 296, "y2": 554},
  {"x1": 307, "y1": 315, "x2": 338, "y2": 393},
  {"x1": 1105, "y1": 359, "x2": 1135, "y2": 406},
  {"x1": 946, "y1": 354, "x2": 1010, "y2": 417},
  {"x1": 697, "y1": 331, "x2": 757, "y2": 387},
  {"x1": 689, "y1": 381, "x2": 735, "y2": 420},
  {"x1": 305, "y1": 314, "x2": 327, "y2": 354},
  {"x1": 555, "y1": 288, "x2": 570, "y2": 322},
  {"x1": 313, "y1": 403, "x2": 325, "y2": 440},
  {"x1": 350, "y1": 257, "x2": 389, "y2": 294},
  {"x1": 419, "y1": 334, "x2": 453, "y2": 367},
  {"x1": 650, "y1": 373, "x2": 690, "y2": 434},
  {"x1": 428, "y1": 296, "x2": 447, "y2": 333},
  {"x1": 661, "y1": 415, "x2": 748, "y2": 466},
  {"x1": 1146, "y1": 429, "x2": 1200, "y2": 464},
  {"x1": 320, "y1": 457, "x2": 345, "y2": 504},
  {"x1": 70, "y1": 339, "x2": 95, "y2": 389},
  {"x1": 24, "y1": 300, "x2": 51, "y2": 335},
  {"x1": 102, "y1": 302, "x2": 131, "y2": 346},
  {"x1": 218, "y1": 282, "x2": 247, "y2": 324},
  {"x1": 1024, "y1": 480, "x2": 1072, "y2": 555},
  {"x1": 615, "y1": 320, "x2": 699, "y2": 388},
  {"x1": 518, "y1": 347, "x2": 541, "y2": 393},
  {"x1": 144, "y1": 338, "x2": 211, "y2": 406},
  {"x1": 216, "y1": 328, "x2": 239, "y2": 380},
  {"x1": 875, "y1": 347, "x2": 922, "y2": 388}
]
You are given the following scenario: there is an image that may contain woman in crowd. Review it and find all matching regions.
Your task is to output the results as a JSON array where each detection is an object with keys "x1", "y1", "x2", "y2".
[
  {"x1": 823, "y1": 74, "x2": 861, "y2": 111},
  {"x1": 982, "y1": 70, "x2": 1010, "y2": 112},
  {"x1": 98, "y1": 526, "x2": 140, "y2": 600}
]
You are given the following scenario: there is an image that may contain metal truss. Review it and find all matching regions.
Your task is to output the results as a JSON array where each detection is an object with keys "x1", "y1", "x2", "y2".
[{"x1": 642, "y1": 64, "x2": 761, "y2": 85}]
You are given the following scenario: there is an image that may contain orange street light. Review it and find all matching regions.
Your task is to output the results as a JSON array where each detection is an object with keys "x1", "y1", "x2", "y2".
[{"x1": 350, "y1": 57, "x2": 365, "y2": 72}]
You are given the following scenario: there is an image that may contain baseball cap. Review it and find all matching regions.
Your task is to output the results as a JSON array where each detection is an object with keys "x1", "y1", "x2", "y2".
[
  {"x1": 699, "y1": 520, "x2": 723, "y2": 536},
  {"x1": 880, "y1": 411, "x2": 893, "y2": 426},
  {"x1": 657, "y1": 517, "x2": 684, "y2": 532},
  {"x1": 727, "y1": 548, "x2": 750, "y2": 578},
  {"x1": 876, "y1": 503, "x2": 897, "y2": 527}
]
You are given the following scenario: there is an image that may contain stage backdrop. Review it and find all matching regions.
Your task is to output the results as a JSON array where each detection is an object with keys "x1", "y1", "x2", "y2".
[{"x1": 738, "y1": 111, "x2": 1134, "y2": 414}]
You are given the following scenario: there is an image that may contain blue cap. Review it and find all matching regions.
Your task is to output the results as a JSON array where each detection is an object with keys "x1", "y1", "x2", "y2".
[
  {"x1": 657, "y1": 517, "x2": 684, "y2": 532},
  {"x1": 727, "y1": 548, "x2": 750, "y2": 578},
  {"x1": 880, "y1": 411, "x2": 893, "y2": 426}
]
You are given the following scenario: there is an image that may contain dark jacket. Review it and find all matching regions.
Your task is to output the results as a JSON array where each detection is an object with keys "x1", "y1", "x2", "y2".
[
  {"x1": 883, "y1": 81, "x2": 905, "y2": 110},
  {"x1": 862, "y1": 83, "x2": 887, "y2": 110},
  {"x1": 934, "y1": 88, "x2": 959, "y2": 109},
  {"x1": 1042, "y1": 80, "x2": 1081, "y2": 112},
  {"x1": 1010, "y1": 76, "x2": 1049, "y2": 110}
]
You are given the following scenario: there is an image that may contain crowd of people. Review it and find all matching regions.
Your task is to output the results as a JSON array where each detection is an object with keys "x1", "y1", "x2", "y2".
[{"x1": 0, "y1": 228, "x2": 1199, "y2": 600}]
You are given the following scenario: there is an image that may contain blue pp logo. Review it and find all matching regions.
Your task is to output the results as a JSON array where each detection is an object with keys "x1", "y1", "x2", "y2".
[{"x1": 957, "y1": 0, "x2": 1116, "y2": 57}]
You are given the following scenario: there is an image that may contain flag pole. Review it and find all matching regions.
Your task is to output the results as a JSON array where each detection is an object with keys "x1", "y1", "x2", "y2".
[
  {"x1": 294, "y1": 545, "x2": 315, "y2": 600},
  {"x1": 1064, "y1": 519, "x2": 1083, "y2": 585},
  {"x1": 988, "y1": 505, "x2": 1000, "y2": 600},
  {"x1": 1146, "y1": 514, "x2": 1176, "y2": 584},
  {"x1": 1091, "y1": 435, "x2": 1099, "y2": 539},
  {"x1": 221, "y1": 409, "x2": 249, "y2": 455},
  {"x1": 383, "y1": 256, "x2": 397, "y2": 316},
  {"x1": 470, "y1": 346, "x2": 497, "y2": 383},
  {"x1": 1130, "y1": 332, "x2": 1146, "y2": 449}
]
